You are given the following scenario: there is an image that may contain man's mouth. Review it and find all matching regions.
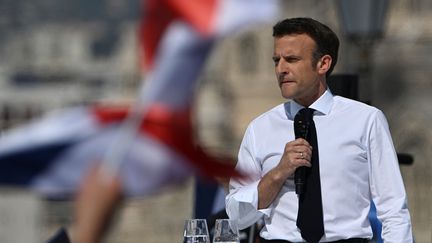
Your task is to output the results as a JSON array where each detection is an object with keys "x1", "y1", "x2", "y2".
[{"x1": 279, "y1": 80, "x2": 295, "y2": 86}]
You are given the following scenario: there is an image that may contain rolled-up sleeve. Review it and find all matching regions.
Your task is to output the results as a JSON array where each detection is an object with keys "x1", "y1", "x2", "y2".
[
  {"x1": 225, "y1": 125, "x2": 271, "y2": 230},
  {"x1": 368, "y1": 110, "x2": 413, "y2": 242}
]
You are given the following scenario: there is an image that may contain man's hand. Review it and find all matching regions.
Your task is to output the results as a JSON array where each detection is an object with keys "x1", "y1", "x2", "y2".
[
  {"x1": 257, "y1": 138, "x2": 312, "y2": 209},
  {"x1": 276, "y1": 138, "x2": 312, "y2": 178}
]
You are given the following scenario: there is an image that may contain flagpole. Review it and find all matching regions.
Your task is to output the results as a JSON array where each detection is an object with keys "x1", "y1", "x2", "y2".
[{"x1": 98, "y1": 76, "x2": 152, "y2": 182}]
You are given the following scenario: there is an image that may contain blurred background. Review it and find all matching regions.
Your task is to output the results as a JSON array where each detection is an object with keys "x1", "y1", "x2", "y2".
[{"x1": 0, "y1": 0, "x2": 431, "y2": 242}]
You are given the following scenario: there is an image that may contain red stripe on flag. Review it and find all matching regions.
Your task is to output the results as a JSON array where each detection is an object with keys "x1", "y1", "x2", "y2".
[
  {"x1": 92, "y1": 104, "x2": 129, "y2": 124},
  {"x1": 91, "y1": 104, "x2": 241, "y2": 179},
  {"x1": 167, "y1": 0, "x2": 217, "y2": 34},
  {"x1": 141, "y1": 104, "x2": 241, "y2": 179},
  {"x1": 139, "y1": 0, "x2": 217, "y2": 70}
]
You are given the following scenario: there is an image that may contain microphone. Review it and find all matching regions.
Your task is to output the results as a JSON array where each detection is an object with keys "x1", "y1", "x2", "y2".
[{"x1": 293, "y1": 112, "x2": 310, "y2": 195}]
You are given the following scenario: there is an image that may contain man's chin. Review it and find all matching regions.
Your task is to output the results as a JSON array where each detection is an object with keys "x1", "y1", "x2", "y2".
[{"x1": 280, "y1": 89, "x2": 296, "y2": 100}]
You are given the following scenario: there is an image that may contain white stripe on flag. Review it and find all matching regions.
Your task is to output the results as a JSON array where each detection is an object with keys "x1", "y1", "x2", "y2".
[{"x1": 214, "y1": 0, "x2": 280, "y2": 37}]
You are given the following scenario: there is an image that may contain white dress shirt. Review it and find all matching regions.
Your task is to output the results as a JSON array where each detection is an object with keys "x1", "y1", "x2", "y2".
[{"x1": 226, "y1": 90, "x2": 412, "y2": 242}]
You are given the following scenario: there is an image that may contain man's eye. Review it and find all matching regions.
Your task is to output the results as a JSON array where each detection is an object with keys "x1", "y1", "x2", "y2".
[
  {"x1": 285, "y1": 57, "x2": 299, "y2": 63},
  {"x1": 272, "y1": 58, "x2": 280, "y2": 66}
]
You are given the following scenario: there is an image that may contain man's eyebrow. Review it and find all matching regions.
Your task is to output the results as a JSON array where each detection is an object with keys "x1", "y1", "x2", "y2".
[{"x1": 283, "y1": 54, "x2": 300, "y2": 58}]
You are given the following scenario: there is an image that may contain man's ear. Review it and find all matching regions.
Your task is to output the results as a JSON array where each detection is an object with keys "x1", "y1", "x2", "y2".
[{"x1": 317, "y1": 55, "x2": 332, "y2": 75}]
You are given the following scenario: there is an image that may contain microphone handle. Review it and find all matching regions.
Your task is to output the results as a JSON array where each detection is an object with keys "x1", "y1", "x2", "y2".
[
  {"x1": 295, "y1": 167, "x2": 306, "y2": 194},
  {"x1": 293, "y1": 115, "x2": 308, "y2": 195}
]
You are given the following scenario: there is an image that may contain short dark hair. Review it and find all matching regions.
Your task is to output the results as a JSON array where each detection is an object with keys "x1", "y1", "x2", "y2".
[{"x1": 273, "y1": 17, "x2": 339, "y2": 77}]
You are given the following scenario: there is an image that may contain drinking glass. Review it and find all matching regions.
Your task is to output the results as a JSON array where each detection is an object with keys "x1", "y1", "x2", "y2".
[
  {"x1": 183, "y1": 219, "x2": 211, "y2": 243},
  {"x1": 212, "y1": 219, "x2": 240, "y2": 243}
]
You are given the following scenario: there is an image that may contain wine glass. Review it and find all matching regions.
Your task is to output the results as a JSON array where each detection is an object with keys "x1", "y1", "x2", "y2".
[
  {"x1": 212, "y1": 219, "x2": 240, "y2": 243},
  {"x1": 183, "y1": 219, "x2": 211, "y2": 243}
]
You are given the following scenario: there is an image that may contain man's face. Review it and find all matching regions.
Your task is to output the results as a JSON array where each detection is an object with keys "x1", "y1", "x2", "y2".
[{"x1": 273, "y1": 33, "x2": 326, "y2": 106}]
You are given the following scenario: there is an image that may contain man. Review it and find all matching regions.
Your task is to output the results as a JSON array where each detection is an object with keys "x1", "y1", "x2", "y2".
[{"x1": 225, "y1": 17, "x2": 413, "y2": 243}]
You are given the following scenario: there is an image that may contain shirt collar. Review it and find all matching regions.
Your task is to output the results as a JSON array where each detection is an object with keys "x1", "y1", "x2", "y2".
[{"x1": 285, "y1": 89, "x2": 334, "y2": 120}]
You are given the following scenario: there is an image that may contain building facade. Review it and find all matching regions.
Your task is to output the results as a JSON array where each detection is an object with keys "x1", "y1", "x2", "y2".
[{"x1": 0, "y1": 0, "x2": 431, "y2": 242}]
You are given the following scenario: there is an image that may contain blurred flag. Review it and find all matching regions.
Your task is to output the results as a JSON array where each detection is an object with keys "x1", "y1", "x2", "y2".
[
  {"x1": 140, "y1": 0, "x2": 279, "y2": 70},
  {"x1": 0, "y1": 0, "x2": 279, "y2": 197},
  {"x1": 135, "y1": 0, "x2": 279, "y2": 180},
  {"x1": 0, "y1": 104, "x2": 230, "y2": 197}
]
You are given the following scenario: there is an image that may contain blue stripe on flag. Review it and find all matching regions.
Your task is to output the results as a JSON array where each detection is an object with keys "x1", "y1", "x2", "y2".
[{"x1": 0, "y1": 141, "x2": 74, "y2": 185}]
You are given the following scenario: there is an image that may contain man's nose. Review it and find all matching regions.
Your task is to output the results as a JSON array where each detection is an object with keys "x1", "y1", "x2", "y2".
[{"x1": 276, "y1": 59, "x2": 289, "y2": 74}]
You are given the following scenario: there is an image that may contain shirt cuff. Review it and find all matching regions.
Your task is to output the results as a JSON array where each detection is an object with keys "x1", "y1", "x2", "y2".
[{"x1": 226, "y1": 180, "x2": 271, "y2": 229}]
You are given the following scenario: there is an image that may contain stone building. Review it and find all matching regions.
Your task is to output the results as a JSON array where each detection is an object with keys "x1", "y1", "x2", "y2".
[{"x1": 0, "y1": 0, "x2": 431, "y2": 242}]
